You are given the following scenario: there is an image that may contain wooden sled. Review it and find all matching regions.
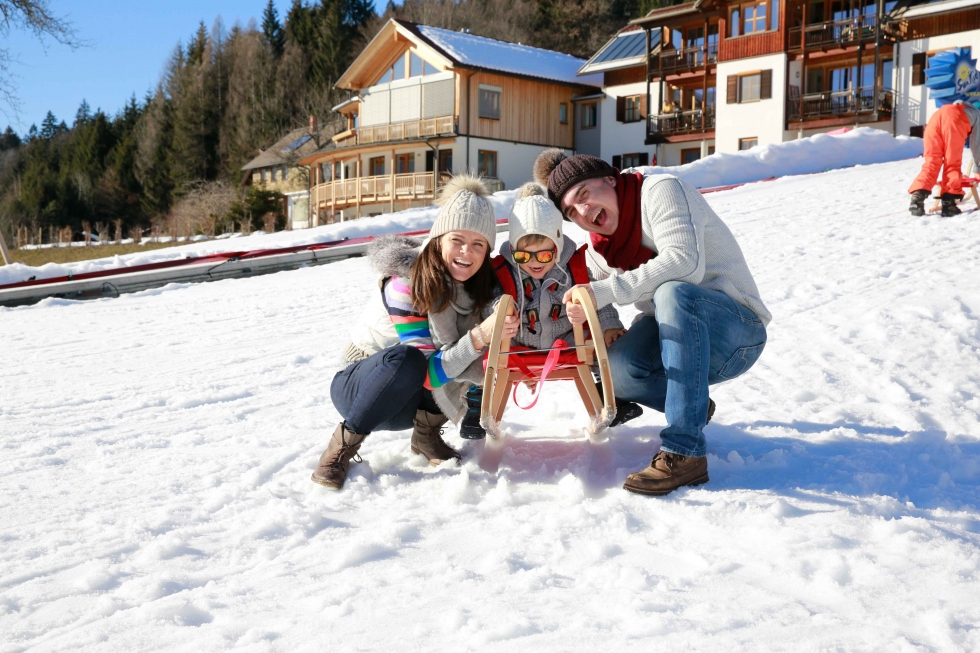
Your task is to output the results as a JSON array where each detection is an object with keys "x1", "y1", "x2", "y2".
[{"x1": 479, "y1": 287, "x2": 616, "y2": 438}]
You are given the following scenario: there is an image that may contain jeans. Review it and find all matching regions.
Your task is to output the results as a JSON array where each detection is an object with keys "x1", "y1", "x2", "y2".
[
  {"x1": 330, "y1": 345, "x2": 441, "y2": 435},
  {"x1": 607, "y1": 281, "x2": 767, "y2": 458}
]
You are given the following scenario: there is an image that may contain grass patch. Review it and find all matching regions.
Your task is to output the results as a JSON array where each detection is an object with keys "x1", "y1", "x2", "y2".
[{"x1": 8, "y1": 242, "x2": 185, "y2": 267}]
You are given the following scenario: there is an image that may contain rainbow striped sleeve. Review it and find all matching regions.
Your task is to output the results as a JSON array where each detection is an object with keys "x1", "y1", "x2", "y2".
[{"x1": 382, "y1": 277, "x2": 448, "y2": 388}]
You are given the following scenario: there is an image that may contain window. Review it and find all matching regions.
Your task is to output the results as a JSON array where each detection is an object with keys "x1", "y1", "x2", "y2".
[
  {"x1": 260, "y1": 169, "x2": 267, "y2": 183},
  {"x1": 370, "y1": 156, "x2": 385, "y2": 176},
  {"x1": 581, "y1": 102, "x2": 597, "y2": 129},
  {"x1": 740, "y1": 73, "x2": 762, "y2": 102},
  {"x1": 479, "y1": 85, "x2": 501, "y2": 120},
  {"x1": 625, "y1": 96, "x2": 642, "y2": 122},
  {"x1": 281, "y1": 166, "x2": 288, "y2": 181},
  {"x1": 410, "y1": 52, "x2": 423, "y2": 78},
  {"x1": 424, "y1": 60, "x2": 439, "y2": 75},
  {"x1": 739, "y1": 137, "x2": 758, "y2": 150},
  {"x1": 396, "y1": 153, "x2": 414, "y2": 174},
  {"x1": 559, "y1": 103, "x2": 568, "y2": 124},
  {"x1": 392, "y1": 56, "x2": 405, "y2": 81},
  {"x1": 729, "y1": 1, "x2": 775, "y2": 37},
  {"x1": 478, "y1": 150, "x2": 497, "y2": 178},
  {"x1": 727, "y1": 70, "x2": 772, "y2": 103},
  {"x1": 439, "y1": 149, "x2": 453, "y2": 174},
  {"x1": 681, "y1": 148, "x2": 701, "y2": 164},
  {"x1": 619, "y1": 152, "x2": 649, "y2": 168},
  {"x1": 374, "y1": 52, "x2": 440, "y2": 85},
  {"x1": 320, "y1": 162, "x2": 332, "y2": 183}
]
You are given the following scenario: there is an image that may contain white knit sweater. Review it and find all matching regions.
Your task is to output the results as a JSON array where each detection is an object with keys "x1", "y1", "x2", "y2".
[{"x1": 588, "y1": 174, "x2": 772, "y2": 326}]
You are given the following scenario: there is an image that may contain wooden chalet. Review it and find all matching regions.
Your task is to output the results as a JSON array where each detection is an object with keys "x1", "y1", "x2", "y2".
[{"x1": 299, "y1": 19, "x2": 602, "y2": 223}]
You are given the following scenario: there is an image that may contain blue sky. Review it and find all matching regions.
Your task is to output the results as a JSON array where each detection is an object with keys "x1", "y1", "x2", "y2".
[{"x1": 3, "y1": 1, "x2": 385, "y2": 134}]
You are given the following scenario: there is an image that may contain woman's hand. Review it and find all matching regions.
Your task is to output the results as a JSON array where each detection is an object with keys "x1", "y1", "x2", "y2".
[
  {"x1": 472, "y1": 311, "x2": 520, "y2": 349},
  {"x1": 603, "y1": 328, "x2": 626, "y2": 347},
  {"x1": 522, "y1": 379, "x2": 538, "y2": 392}
]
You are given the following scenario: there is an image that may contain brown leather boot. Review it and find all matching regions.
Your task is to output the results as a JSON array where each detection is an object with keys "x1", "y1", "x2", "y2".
[
  {"x1": 410, "y1": 410, "x2": 461, "y2": 466},
  {"x1": 311, "y1": 423, "x2": 366, "y2": 489},
  {"x1": 623, "y1": 450, "x2": 708, "y2": 496}
]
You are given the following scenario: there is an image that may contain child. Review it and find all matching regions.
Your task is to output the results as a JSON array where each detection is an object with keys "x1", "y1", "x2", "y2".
[{"x1": 490, "y1": 182, "x2": 642, "y2": 426}]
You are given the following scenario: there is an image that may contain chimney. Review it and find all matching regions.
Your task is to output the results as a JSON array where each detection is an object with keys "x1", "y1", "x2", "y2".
[{"x1": 309, "y1": 115, "x2": 318, "y2": 133}]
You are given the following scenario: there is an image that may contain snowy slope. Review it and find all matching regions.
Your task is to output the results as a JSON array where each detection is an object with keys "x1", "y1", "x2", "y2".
[{"x1": 2, "y1": 157, "x2": 980, "y2": 651}]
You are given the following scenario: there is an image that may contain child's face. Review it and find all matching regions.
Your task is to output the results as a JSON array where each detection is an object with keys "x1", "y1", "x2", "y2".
[{"x1": 516, "y1": 239, "x2": 558, "y2": 280}]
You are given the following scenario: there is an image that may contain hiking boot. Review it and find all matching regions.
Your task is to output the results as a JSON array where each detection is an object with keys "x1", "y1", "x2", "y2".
[
  {"x1": 909, "y1": 189, "x2": 928, "y2": 217},
  {"x1": 623, "y1": 450, "x2": 708, "y2": 496},
  {"x1": 595, "y1": 379, "x2": 643, "y2": 427},
  {"x1": 706, "y1": 398, "x2": 716, "y2": 425},
  {"x1": 311, "y1": 423, "x2": 366, "y2": 489},
  {"x1": 459, "y1": 385, "x2": 486, "y2": 439},
  {"x1": 410, "y1": 410, "x2": 461, "y2": 465},
  {"x1": 941, "y1": 194, "x2": 962, "y2": 217}
]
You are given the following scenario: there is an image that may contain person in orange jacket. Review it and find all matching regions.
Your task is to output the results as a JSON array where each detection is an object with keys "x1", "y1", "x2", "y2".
[{"x1": 909, "y1": 100, "x2": 980, "y2": 217}]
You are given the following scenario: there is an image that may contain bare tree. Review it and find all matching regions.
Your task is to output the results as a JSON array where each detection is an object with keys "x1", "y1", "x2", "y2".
[
  {"x1": 166, "y1": 180, "x2": 237, "y2": 238},
  {"x1": 0, "y1": 1, "x2": 82, "y2": 118}
]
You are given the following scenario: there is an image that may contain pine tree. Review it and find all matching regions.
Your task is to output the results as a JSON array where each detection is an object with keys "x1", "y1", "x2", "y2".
[
  {"x1": 0, "y1": 126, "x2": 20, "y2": 150},
  {"x1": 40, "y1": 111, "x2": 59, "y2": 140},
  {"x1": 262, "y1": 0, "x2": 286, "y2": 58},
  {"x1": 74, "y1": 100, "x2": 91, "y2": 128}
]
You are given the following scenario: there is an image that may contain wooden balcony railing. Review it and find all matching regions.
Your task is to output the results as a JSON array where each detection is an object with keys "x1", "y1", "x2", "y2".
[
  {"x1": 787, "y1": 87, "x2": 893, "y2": 120},
  {"x1": 342, "y1": 115, "x2": 456, "y2": 147},
  {"x1": 789, "y1": 15, "x2": 876, "y2": 50},
  {"x1": 648, "y1": 108, "x2": 715, "y2": 136},
  {"x1": 653, "y1": 43, "x2": 718, "y2": 76},
  {"x1": 312, "y1": 172, "x2": 503, "y2": 210}
]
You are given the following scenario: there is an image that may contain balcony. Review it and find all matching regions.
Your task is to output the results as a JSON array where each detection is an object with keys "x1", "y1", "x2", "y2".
[
  {"x1": 312, "y1": 171, "x2": 504, "y2": 211},
  {"x1": 789, "y1": 15, "x2": 877, "y2": 50},
  {"x1": 787, "y1": 87, "x2": 893, "y2": 120},
  {"x1": 648, "y1": 108, "x2": 715, "y2": 137},
  {"x1": 333, "y1": 115, "x2": 456, "y2": 148},
  {"x1": 652, "y1": 44, "x2": 719, "y2": 76}
]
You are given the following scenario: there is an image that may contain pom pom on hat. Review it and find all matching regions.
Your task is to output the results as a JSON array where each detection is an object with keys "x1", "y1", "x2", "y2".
[
  {"x1": 533, "y1": 148, "x2": 568, "y2": 187},
  {"x1": 428, "y1": 173, "x2": 497, "y2": 249}
]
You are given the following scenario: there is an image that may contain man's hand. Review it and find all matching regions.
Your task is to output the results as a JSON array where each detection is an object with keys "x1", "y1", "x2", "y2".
[
  {"x1": 563, "y1": 284, "x2": 597, "y2": 325},
  {"x1": 603, "y1": 328, "x2": 626, "y2": 347}
]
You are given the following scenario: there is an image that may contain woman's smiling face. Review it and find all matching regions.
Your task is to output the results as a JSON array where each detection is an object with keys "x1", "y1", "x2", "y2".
[{"x1": 440, "y1": 230, "x2": 488, "y2": 281}]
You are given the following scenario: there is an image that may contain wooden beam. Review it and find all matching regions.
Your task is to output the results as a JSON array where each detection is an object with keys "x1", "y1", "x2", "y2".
[{"x1": 0, "y1": 229, "x2": 11, "y2": 265}]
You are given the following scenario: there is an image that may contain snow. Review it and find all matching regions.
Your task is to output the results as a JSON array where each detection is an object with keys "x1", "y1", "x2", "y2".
[
  {"x1": 416, "y1": 24, "x2": 604, "y2": 88},
  {"x1": 3, "y1": 153, "x2": 980, "y2": 650},
  {"x1": 0, "y1": 128, "x2": 924, "y2": 288}
]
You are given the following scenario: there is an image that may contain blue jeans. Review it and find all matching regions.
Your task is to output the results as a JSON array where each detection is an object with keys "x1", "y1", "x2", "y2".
[
  {"x1": 607, "y1": 281, "x2": 767, "y2": 458},
  {"x1": 330, "y1": 345, "x2": 441, "y2": 435}
]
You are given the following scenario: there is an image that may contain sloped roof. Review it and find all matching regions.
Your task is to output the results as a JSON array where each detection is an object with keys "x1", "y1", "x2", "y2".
[
  {"x1": 629, "y1": 0, "x2": 710, "y2": 26},
  {"x1": 579, "y1": 27, "x2": 660, "y2": 75},
  {"x1": 401, "y1": 20, "x2": 603, "y2": 88},
  {"x1": 886, "y1": 0, "x2": 978, "y2": 21},
  {"x1": 241, "y1": 125, "x2": 335, "y2": 171}
]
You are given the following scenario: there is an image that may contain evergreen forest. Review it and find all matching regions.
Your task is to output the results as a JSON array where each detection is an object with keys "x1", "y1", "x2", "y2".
[{"x1": 0, "y1": 0, "x2": 671, "y2": 245}]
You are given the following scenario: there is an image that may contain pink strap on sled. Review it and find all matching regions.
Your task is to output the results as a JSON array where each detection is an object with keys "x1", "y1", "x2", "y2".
[{"x1": 512, "y1": 339, "x2": 567, "y2": 410}]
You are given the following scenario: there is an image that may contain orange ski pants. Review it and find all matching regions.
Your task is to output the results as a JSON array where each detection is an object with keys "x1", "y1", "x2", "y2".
[{"x1": 909, "y1": 103, "x2": 972, "y2": 198}]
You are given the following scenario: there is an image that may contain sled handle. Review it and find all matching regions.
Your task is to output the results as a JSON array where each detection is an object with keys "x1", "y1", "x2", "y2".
[
  {"x1": 570, "y1": 287, "x2": 616, "y2": 417},
  {"x1": 481, "y1": 294, "x2": 514, "y2": 420}
]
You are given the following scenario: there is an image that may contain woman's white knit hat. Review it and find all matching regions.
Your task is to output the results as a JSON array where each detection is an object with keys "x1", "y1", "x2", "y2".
[
  {"x1": 509, "y1": 182, "x2": 564, "y2": 259},
  {"x1": 428, "y1": 174, "x2": 496, "y2": 249}
]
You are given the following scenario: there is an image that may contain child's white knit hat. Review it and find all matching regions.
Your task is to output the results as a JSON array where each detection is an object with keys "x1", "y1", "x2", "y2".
[{"x1": 509, "y1": 183, "x2": 564, "y2": 259}]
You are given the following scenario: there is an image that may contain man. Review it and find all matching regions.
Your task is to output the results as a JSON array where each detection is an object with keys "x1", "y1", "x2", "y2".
[
  {"x1": 533, "y1": 150, "x2": 771, "y2": 496},
  {"x1": 909, "y1": 100, "x2": 980, "y2": 218}
]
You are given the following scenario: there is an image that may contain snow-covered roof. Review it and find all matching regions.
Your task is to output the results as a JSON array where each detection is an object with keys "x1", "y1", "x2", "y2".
[
  {"x1": 888, "y1": 0, "x2": 979, "y2": 20},
  {"x1": 410, "y1": 22, "x2": 603, "y2": 88}
]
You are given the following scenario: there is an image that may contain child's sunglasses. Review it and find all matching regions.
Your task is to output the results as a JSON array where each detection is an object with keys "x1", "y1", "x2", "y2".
[{"x1": 512, "y1": 249, "x2": 557, "y2": 264}]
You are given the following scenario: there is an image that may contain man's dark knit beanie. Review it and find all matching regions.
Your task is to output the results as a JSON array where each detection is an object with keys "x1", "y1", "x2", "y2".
[{"x1": 546, "y1": 154, "x2": 618, "y2": 208}]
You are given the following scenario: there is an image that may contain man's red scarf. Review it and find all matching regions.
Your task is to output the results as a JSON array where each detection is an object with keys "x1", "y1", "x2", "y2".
[{"x1": 589, "y1": 171, "x2": 655, "y2": 271}]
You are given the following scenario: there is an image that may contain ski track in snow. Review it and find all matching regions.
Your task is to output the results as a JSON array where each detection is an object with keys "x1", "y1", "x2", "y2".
[{"x1": 2, "y1": 157, "x2": 979, "y2": 651}]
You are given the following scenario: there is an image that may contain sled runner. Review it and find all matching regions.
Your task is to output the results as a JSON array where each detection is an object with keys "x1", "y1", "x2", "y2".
[{"x1": 479, "y1": 287, "x2": 616, "y2": 438}]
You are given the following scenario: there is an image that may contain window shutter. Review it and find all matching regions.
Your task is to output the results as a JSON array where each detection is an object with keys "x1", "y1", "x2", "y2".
[
  {"x1": 616, "y1": 96, "x2": 626, "y2": 122},
  {"x1": 639, "y1": 93, "x2": 648, "y2": 118},
  {"x1": 760, "y1": 69, "x2": 772, "y2": 99},
  {"x1": 612, "y1": 155, "x2": 622, "y2": 169},
  {"x1": 912, "y1": 53, "x2": 926, "y2": 86},
  {"x1": 727, "y1": 75, "x2": 738, "y2": 103},
  {"x1": 639, "y1": 152, "x2": 649, "y2": 166}
]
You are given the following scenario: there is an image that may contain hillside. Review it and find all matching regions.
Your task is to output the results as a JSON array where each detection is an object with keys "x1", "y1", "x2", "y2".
[{"x1": 2, "y1": 154, "x2": 979, "y2": 650}]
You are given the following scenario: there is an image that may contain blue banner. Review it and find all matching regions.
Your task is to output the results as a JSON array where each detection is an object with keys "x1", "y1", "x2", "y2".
[{"x1": 926, "y1": 48, "x2": 980, "y2": 108}]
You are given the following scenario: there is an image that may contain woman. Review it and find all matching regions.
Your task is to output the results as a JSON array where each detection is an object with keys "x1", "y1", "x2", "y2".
[{"x1": 312, "y1": 174, "x2": 519, "y2": 490}]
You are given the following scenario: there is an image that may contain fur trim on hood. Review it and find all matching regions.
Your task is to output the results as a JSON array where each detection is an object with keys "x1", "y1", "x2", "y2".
[{"x1": 368, "y1": 234, "x2": 423, "y2": 278}]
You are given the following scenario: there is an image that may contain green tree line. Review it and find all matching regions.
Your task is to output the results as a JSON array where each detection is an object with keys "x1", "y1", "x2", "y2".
[{"x1": 0, "y1": 0, "x2": 677, "y2": 245}]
